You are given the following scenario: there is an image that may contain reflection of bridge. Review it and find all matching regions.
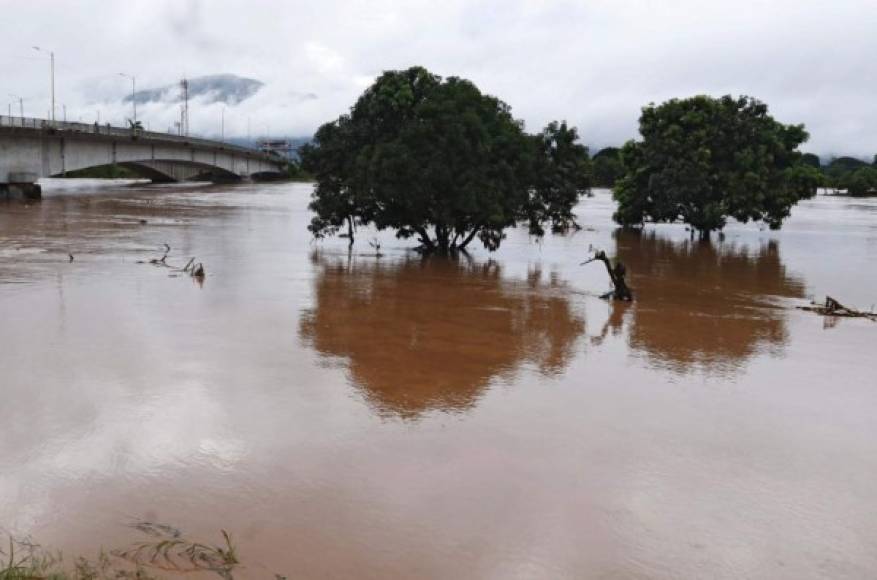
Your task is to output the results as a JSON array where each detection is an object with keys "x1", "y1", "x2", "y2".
[{"x1": 0, "y1": 116, "x2": 287, "y2": 199}]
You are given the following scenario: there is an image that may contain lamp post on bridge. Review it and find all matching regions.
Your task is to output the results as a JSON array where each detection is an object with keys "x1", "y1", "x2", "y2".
[
  {"x1": 118, "y1": 73, "x2": 136, "y2": 125},
  {"x1": 8, "y1": 94, "x2": 24, "y2": 118},
  {"x1": 32, "y1": 46, "x2": 55, "y2": 122}
]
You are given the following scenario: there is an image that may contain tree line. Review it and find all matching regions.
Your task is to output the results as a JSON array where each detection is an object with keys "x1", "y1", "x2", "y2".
[
  {"x1": 801, "y1": 154, "x2": 877, "y2": 197},
  {"x1": 301, "y1": 66, "x2": 871, "y2": 252},
  {"x1": 595, "y1": 148, "x2": 877, "y2": 197}
]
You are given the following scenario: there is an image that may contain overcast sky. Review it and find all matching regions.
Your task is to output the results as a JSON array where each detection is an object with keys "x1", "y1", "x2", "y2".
[{"x1": 1, "y1": 0, "x2": 874, "y2": 156}]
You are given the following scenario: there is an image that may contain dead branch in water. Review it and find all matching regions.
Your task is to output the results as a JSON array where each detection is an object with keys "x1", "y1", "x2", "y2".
[
  {"x1": 138, "y1": 246, "x2": 206, "y2": 281},
  {"x1": 798, "y1": 296, "x2": 876, "y2": 320},
  {"x1": 581, "y1": 250, "x2": 634, "y2": 301},
  {"x1": 368, "y1": 238, "x2": 384, "y2": 257},
  {"x1": 137, "y1": 244, "x2": 170, "y2": 265}
]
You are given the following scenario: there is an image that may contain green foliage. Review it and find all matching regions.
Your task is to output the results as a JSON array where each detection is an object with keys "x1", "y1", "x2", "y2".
[
  {"x1": 800, "y1": 153, "x2": 821, "y2": 168},
  {"x1": 592, "y1": 147, "x2": 624, "y2": 187},
  {"x1": 838, "y1": 166, "x2": 877, "y2": 196},
  {"x1": 114, "y1": 523, "x2": 238, "y2": 580},
  {"x1": 65, "y1": 165, "x2": 140, "y2": 179},
  {"x1": 528, "y1": 121, "x2": 592, "y2": 237},
  {"x1": 301, "y1": 66, "x2": 591, "y2": 252},
  {"x1": 827, "y1": 156, "x2": 868, "y2": 171},
  {"x1": 284, "y1": 160, "x2": 310, "y2": 180},
  {"x1": 613, "y1": 95, "x2": 820, "y2": 233},
  {"x1": 0, "y1": 525, "x2": 255, "y2": 580},
  {"x1": 824, "y1": 156, "x2": 869, "y2": 185}
]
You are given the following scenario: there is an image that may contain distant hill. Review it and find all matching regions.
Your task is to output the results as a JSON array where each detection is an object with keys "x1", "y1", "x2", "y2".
[{"x1": 125, "y1": 74, "x2": 263, "y2": 106}]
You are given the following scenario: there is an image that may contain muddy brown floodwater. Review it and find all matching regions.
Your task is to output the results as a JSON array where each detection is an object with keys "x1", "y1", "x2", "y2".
[{"x1": 1, "y1": 180, "x2": 876, "y2": 579}]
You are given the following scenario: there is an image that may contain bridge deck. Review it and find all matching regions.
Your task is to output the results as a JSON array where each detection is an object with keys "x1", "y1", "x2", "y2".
[{"x1": 0, "y1": 115, "x2": 277, "y2": 162}]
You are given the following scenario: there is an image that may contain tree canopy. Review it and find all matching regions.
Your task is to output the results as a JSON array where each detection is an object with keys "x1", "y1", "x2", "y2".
[
  {"x1": 301, "y1": 66, "x2": 591, "y2": 252},
  {"x1": 592, "y1": 147, "x2": 624, "y2": 188},
  {"x1": 613, "y1": 95, "x2": 821, "y2": 234}
]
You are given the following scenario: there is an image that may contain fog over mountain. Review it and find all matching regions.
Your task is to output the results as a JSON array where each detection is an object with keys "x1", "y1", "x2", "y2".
[
  {"x1": 125, "y1": 74, "x2": 264, "y2": 106},
  {"x1": 1, "y1": 0, "x2": 876, "y2": 155}
]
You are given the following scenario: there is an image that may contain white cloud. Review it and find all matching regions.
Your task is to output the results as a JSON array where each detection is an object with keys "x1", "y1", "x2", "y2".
[
  {"x1": 305, "y1": 42, "x2": 346, "y2": 76},
  {"x1": 0, "y1": 0, "x2": 874, "y2": 155}
]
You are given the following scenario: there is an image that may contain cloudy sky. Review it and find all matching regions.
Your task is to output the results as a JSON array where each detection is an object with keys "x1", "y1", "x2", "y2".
[{"x1": 1, "y1": 0, "x2": 874, "y2": 156}]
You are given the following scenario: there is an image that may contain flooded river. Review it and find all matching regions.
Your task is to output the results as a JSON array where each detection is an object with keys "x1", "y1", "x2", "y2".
[{"x1": 1, "y1": 181, "x2": 875, "y2": 579}]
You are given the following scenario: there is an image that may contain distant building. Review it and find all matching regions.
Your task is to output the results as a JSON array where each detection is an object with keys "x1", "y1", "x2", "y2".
[{"x1": 258, "y1": 139, "x2": 296, "y2": 160}]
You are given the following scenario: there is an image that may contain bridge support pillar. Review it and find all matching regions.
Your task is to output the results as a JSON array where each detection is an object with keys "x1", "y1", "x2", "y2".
[
  {"x1": 1, "y1": 182, "x2": 42, "y2": 200},
  {"x1": 1, "y1": 172, "x2": 41, "y2": 200}
]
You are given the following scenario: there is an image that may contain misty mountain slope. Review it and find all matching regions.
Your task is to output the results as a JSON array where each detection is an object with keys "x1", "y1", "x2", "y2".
[{"x1": 125, "y1": 74, "x2": 263, "y2": 105}]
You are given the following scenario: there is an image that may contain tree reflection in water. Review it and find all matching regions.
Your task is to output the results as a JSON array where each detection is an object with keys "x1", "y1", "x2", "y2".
[
  {"x1": 300, "y1": 253, "x2": 585, "y2": 418},
  {"x1": 607, "y1": 229, "x2": 806, "y2": 375}
]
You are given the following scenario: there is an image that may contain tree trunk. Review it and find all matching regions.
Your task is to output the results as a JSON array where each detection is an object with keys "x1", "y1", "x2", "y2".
[
  {"x1": 458, "y1": 226, "x2": 481, "y2": 250},
  {"x1": 414, "y1": 226, "x2": 435, "y2": 251},
  {"x1": 435, "y1": 224, "x2": 451, "y2": 253},
  {"x1": 346, "y1": 215, "x2": 355, "y2": 247}
]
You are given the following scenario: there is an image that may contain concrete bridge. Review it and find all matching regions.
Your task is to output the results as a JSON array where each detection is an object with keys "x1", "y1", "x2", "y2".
[{"x1": 0, "y1": 115, "x2": 288, "y2": 199}]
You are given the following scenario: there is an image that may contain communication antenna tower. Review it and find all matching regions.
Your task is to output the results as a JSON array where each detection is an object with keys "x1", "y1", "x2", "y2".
[{"x1": 180, "y1": 78, "x2": 189, "y2": 136}]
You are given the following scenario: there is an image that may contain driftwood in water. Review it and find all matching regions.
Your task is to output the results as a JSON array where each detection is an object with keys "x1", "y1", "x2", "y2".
[
  {"x1": 179, "y1": 255, "x2": 205, "y2": 279},
  {"x1": 581, "y1": 250, "x2": 634, "y2": 301},
  {"x1": 798, "y1": 296, "x2": 875, "y2": 320},
  {"x1": 367, "y1": 238, "x2": 384, "y2": 258},
  {"x1": 138, "y1": 245, "x2": 205, "y2": 281}
]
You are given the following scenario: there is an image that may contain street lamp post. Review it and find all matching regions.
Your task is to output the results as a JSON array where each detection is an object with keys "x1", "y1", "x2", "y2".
[
  {"x1": 118, "y1": 73, "x2": 136, "y2": 124},
  {"x1": 221, "y1": 106, "x2": 225, "y2": 141},
  {"x1": 8, "y1": 94, "x2": 23, "y2": 127},
  {"x1": 32, "y1": 46, "x2": 55, "y2": 122},
  {"x1": 8, "y1": 94, "x2": 23, "y2": 118}
]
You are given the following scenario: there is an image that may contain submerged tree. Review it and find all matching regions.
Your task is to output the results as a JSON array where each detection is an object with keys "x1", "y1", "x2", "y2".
[
  {"x1": 301, "y1": 66, "x2": 591, "y2": 252},
  {"x1": 613, "y1": 95, "x2": 821, "y2": 236}
]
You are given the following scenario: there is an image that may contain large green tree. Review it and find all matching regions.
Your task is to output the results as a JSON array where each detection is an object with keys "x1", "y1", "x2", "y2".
[
  {"x1": 613, "y1": 95, "x2": 821, "y2": 235},
  {"x1": 301, "y1": 66, "x2": 591, "y2": 252}
]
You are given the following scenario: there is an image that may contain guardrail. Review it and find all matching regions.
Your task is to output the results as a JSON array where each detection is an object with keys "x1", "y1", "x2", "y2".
[{"x1": 0, "y1": 115, "x2": 276, "y2": 159}]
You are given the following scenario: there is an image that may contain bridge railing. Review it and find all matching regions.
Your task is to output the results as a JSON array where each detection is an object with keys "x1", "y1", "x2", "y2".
[{"x1": 0, "y1": 115, "x2": 277, "y2": 159}]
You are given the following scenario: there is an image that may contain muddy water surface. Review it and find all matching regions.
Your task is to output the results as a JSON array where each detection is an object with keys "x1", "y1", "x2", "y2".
[{"x1": 1, "y1": 181, "x2": 876, "y2": 579}]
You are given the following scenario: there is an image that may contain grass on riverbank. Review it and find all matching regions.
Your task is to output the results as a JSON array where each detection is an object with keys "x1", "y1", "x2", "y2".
[{"x1": 0, "y1": 523, "x2": 271, "y2": 580}]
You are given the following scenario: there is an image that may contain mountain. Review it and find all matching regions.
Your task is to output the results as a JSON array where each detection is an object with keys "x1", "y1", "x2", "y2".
[{"x1": 125, "y1": 74, "x2": 263, "y2": 106}]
